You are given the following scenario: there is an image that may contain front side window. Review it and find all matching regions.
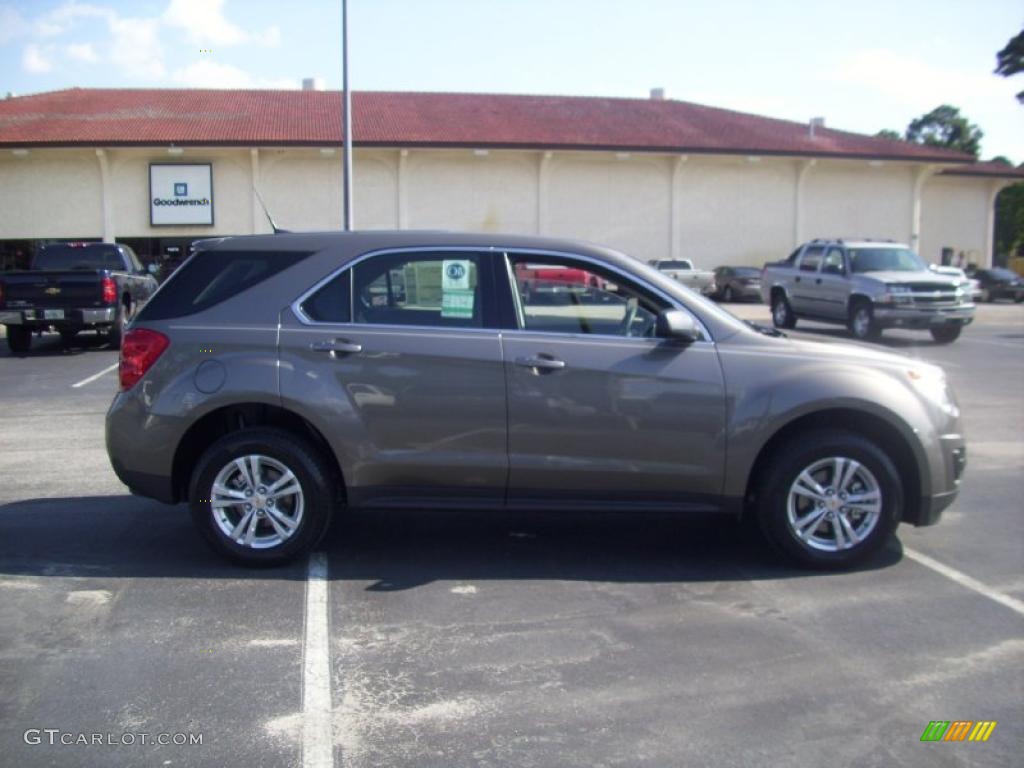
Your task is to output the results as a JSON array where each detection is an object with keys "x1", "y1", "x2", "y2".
[
  {"x1": 353, "y1": 251, "x2": 486, "y2": 328},
  {"x1": 509, "y1": 254, "x2": 667, "y2": 338},
  {"x1": 822, "y1": 247, "x2": 845, "y2": 275}
]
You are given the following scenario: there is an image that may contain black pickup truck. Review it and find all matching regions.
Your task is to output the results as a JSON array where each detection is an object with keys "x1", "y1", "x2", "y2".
[{"x1": 0, "y1": 242, "x2": 159, "y2": 355}]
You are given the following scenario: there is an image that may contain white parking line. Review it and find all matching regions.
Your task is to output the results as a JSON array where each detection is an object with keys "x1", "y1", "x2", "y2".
[
  {"x1": 302, "y1": 552, "x2": 333, "y2": 768},
  {"x1": 904, "y1": 547, "x2": 1024, "y2": 617},
  {"x1": 70, "y1": 363, "x2": 119, "y2": 389}
]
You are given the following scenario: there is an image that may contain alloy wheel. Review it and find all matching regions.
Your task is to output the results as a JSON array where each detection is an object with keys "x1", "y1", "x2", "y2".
[{"x1": 785, "y1": 456, "x2": 882, "y2": 552}]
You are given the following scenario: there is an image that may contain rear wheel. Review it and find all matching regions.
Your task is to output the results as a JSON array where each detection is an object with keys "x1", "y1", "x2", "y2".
[
  {"x1": 770, "y1": 293, "x2": 796, "y2": 329},
  {"x1": 59, "y1": 329, "x2": 79, "y2": 347},
  {"x1": 723, "y1": 285, "x2": 734, "y2": 302},
  {"x1": 106, "y1": 304, "x2": 128, "y2": 348},
  {"x1": 929, "y1": 325, "x2": 962, "y2": 344},
  {"x1": 849, "y1": 302, "x2": 880, "y2": 341},
  {"x1": 189, "y1": 428, "x2": 336, "y2": 565},
  {"x1": 756, "y1": 430, "x2": 902, "y2": 569},
  {"x1": 6, "y1": 326, "x2": 32, "y2": 356}
]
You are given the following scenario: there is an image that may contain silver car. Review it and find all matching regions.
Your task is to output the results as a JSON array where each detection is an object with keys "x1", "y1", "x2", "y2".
[{"x1": 106, "y1": 232, "x2": 966, "y2": 569}]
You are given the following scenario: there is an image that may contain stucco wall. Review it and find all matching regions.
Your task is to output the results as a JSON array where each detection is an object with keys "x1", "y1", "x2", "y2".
[
  {"x1": 920, "y1": 176, "x2": 991, "y2": 267},
  {"x1": 0, "y1": 146, "x2": 1002, "y2": 270}
]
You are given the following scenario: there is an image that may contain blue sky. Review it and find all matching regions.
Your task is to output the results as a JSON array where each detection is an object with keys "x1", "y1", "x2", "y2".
[{"x1": 1, "y1": 0, "x2": 1022, "y2": 161}]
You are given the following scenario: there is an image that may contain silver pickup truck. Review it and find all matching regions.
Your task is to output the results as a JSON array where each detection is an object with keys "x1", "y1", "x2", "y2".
[
  {"x1": 761, "y1": 239, "x2": 975, "y2": 343},
  {"x1": 649, "y1": 259, "x2": 715, "y2": 294}
]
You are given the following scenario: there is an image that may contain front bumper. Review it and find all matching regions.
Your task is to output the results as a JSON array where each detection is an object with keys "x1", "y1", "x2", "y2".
[
  {"x1": 914, "y1": 435, "x2": 967, "y2": 526},
  {"x1": 0, "y1": 307, "x2": 116, "y2": 326},
  {"x1": 872, "y1": 304, "x2": 974, "y2": 330}
]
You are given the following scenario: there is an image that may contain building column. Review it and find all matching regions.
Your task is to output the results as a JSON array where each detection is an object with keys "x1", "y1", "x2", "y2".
[
  {"x1": 95, "y1": 149, "x2": 114, "y2": 243},
  {"x1": 396, "y1": 149, "x2": 408, "y2": 229},
  {"x1": 250, "y1": 149, "x2": 263, "y2": 234},
  {"x1": 537, "y1": 151, "x2": 553, "y2": 235},
  {"x1": 910, "y1": 164, "x2": 937, "y2": 252},
  {"x1": 669, "y1": 155, "x2": 687, "y2": 259},
  {"x1": 793, "y1": 158, "x2": 815, "y2": 247}
]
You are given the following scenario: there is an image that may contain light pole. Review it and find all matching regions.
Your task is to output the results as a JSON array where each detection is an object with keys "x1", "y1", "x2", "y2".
[{"x1": 342, "y1": 0, "x2": 353, "y2": 231}]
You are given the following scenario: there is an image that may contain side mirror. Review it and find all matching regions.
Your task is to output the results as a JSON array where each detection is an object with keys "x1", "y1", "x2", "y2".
[{"x1": 656, "y1": 309, "x2": 700, "y2": 343}]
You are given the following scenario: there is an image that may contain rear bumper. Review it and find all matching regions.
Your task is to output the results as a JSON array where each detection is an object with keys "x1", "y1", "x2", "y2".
[
  {"x1": 0, "y1": 307, "x2": 116, "y2": 326},
  {"x1": 873, "y1": 305, "x2": 974, "y2": 330}
]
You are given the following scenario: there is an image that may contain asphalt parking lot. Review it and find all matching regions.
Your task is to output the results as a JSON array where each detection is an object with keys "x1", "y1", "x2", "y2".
[{"x1": 1, "y1": 304, "x2": 1022, "y2": 768}]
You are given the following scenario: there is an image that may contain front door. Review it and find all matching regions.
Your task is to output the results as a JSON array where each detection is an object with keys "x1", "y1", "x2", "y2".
[
  {"x1": 278, "y1": 249, "x2": 508, "y2": 508},
  {"x1": 500, "y1": 253, "x2": 727, "y2": 509}
]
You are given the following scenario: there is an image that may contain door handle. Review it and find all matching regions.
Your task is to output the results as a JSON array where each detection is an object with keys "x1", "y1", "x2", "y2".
[
  {"x1": 794, "y1": 276, "x2": 802, "y2": 283},
  {"x1": 310, "y1": 339, "x2": 363, "y2": 355},
  {"x1": 815, "y1": 278, "x2": 822, "y2": 284},
  {"x1": 515, "y1": 355, "x2": 566, "y2": 372}
]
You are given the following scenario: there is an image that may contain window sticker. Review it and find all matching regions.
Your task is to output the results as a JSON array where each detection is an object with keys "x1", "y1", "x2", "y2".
[
  {"x1": 441, "y1": 289, "x2": 475, "y2": 318},
  {"x1": 442, "y1": 260, "x2": 472, "y2": 291}
]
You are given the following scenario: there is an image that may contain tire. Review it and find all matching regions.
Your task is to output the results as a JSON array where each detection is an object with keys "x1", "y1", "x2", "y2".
[
  {"x1": 929, "y1": 325, "x2": 962, "y2": 344},
  {"x1": 6, "y1": 326, "x2": 32, "y2": 356},
  {"x1": 723, "y1": 285, "x2": 734, "y2": 303},
  {"x1": 59, "y1": 329, "x2": 79, "y2": 347},
  {"x1": 770, "y1": 293, "x2": 796, "y2": 329},
  {"x1": 981, "y1": 289, "x2": 993, "y2": 303},
  {"x1": 189, "y1": 428, "x2": 337, "y2": 566},
  {"x1": 106, "y1": 304, "x2": 127, "y2": 348},
  {"x1": 848, "y1": 302, "x2": 880, "y2": 341},
  {"x1": 755, "y1": 430, "x2": 902, "y2": 570}
]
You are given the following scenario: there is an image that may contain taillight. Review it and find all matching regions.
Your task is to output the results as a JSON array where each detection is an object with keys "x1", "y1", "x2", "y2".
[
  {"x1": 0, "y1": 280, "x2": 5, "y2": 305},
  {"x1": 102, "y1": 276, "x2": 117, "y2": 304},
  {"x1": 119, "y1": 329, "x2": 169, "y2": 391}
]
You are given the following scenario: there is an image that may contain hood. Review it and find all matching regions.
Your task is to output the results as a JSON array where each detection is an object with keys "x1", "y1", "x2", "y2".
[{"x1": 859, "y1": 271, "x2": 957, "y2": 287}]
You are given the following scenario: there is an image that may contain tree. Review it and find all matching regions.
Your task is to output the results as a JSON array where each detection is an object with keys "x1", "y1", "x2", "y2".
[
  {"x1": 995, "y1": 182, "x2": 1024, "y2": 263},
  {"x1": 905, "y1": 105, "x2": 983, "y2": 157},
  {"x1": 995, "y1": 28, "x2": 1024, "y2": 103},
  {"x1": 875, "y1": 129, "x2": 902, "y2": 141}
]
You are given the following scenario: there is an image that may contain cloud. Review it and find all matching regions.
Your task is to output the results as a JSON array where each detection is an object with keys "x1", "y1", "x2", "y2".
[
  {"x1": 163, "y1": 0, "x2": 280, "y2": 47},
  {"x1": 109, "y1": 15, "x2": 165, "y2": 78},
  {"x1": 0, "y1": 4, "x2": 28, "y2": 45},
  {"x1": 66, "y1": 42, "x2": 98, "y2": 62},
  {"x1": 23, "y1": 44, "x2": 53, "y2": 73},
  {"x1": 827, "y1": 49, "x2": 1012, "y2": 112},
  {"x1": 171, "y1": 59, "x2": 297, "y2": 89},
  {"x1": 34, "y1": 2, "x2": 110, "y2": 37}
]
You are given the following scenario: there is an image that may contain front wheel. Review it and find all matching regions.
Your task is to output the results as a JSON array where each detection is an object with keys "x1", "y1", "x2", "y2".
[
  {"x1": 189, "y1": 428, "x2": 336, "y2": 565},
  {"x1": 722, "y1": 285, "x2": 734, "y2": 302},
  {"x1": 930, "y1": 325, "x2": 962, "y2": 344},
  {"x1": 6, "y1": 326, "x2": 32, "y2": 356},
  {"x1": 849, "y1": 303, "x2": 880, "y2": 341},
  {"x1": 756, "y1": 431, "x2": 902, "y2": 569}
]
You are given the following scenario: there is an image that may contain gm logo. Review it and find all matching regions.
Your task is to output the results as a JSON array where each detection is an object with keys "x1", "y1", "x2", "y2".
[
  {"x1": 174, "y1": 182, "x2": 188, "y2": 197},
  {"x1": 920, "y1": 720, "x2": 997, "y2": 742}
]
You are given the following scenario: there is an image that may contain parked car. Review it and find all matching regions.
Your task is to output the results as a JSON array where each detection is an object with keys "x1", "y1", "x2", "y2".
[
  {"x1": 761, "y1": 239, "x2": 975, "y2": 343},
  {"x1": 648, "y1": 259, "x2": 715, "y2": 294},
  {"x1": 969, "y1": 267, "x2": 1024, "y2": 303},
  {"x1": 516, "y1": 262, "x2": 605, "y2": 303},
  {"x1": 106, "y1": 231, "x2": 965, "y2": 570},
  {"x1": 929, "y1": 265, "x2": 983, "y2": 303},
  {"x1": 709, "y1": 266, "x2": 762, "y2": 302},
  {"x1": 0, "y1": 241, "x2": 159, "y2": 355}
]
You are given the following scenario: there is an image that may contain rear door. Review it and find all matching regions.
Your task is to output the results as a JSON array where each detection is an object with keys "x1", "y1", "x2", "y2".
[
  {"x1": 816, "y1": 246, "x2": 850, "y2": 319},
  {"x1": 499, "y1": 251, "x2": 727, "y2": 509},
  {"x1": 789, "y1": 245, "x2": 823, "y2": 314},
  {"x1": 278, "y1": 249, "x2": 509, "y2": 508}
]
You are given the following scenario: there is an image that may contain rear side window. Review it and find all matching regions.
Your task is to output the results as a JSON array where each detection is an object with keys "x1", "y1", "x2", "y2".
[
  {"x1": 301, "y1": 270, "x2": 352, "y2": 323},
  {"x1": 137, "y1": 249, "x2": 311, "y2": 321},
  {"x1": 799, "y1": 246, "x2": 824, "y2": 272}
]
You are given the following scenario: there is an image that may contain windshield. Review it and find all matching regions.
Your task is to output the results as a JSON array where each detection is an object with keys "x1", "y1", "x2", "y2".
[
  {"x1": 657, "y1": 260, "x2": 692, "y2": 270},
  {"x1": 733, "y1": 267, "x2": 761, "y2": 277},
  {"x1": 848, "y1": 247, "x2": 926, "y2": 273},
  {"x1": 34, "y1": 245, "x2": 123, "y2": 271}
]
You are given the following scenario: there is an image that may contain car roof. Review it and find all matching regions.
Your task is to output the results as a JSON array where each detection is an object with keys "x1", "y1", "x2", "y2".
[{"x1": 803, "y1": 239, "x2": 910, "y2": 249}]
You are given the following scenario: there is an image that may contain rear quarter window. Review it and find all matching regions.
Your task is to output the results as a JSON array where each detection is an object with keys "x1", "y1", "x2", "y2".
[{"x1": 136, "y1": 249, "x2": 311, "y2": 321}]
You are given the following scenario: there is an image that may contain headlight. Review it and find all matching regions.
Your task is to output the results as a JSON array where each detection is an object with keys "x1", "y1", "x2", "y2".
[
  {"x1": 907, "y1": 365, "x2": 959, "y2": 417},
  {"x1": 881, "y1": 284, "x2": 913, "y2": 304}
]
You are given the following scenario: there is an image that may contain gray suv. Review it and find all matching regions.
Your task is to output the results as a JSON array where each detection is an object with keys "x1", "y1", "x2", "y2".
[{"x1": 106, "y1": 232, "x2": 966, "y2": 569}]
